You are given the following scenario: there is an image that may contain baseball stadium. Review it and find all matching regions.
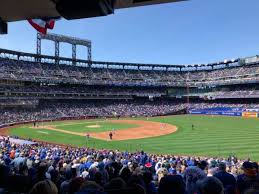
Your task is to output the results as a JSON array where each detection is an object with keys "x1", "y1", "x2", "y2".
[
  {"x1": 1, "y1": 1, "x2": 259, "y2": 194},
  {"x1": 1, "y1": 33, "x2": 259, "y2": 160}
]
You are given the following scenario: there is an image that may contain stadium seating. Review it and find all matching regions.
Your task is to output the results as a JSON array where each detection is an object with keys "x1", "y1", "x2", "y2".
[
  {"x1": 1, "y1": 57, "x2": 259, "y2": 87},
  {"x1": 0, "y1": 136, "x2": 259, "y2": 194}
]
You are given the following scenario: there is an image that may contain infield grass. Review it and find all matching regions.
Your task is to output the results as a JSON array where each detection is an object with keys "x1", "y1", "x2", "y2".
[
  {"x1": 47, "y1": 120, "x2": 137, "y2": 133},
  {"x1": 9, "y1": 115, "x2": 259, "y2": 161}
]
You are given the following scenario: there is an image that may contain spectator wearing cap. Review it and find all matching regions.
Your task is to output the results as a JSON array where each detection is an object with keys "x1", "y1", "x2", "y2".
[
  {"x1": 214, "y1": 162, "x2": 236, "y2": 194},
  {"x1": 145, "y1": 162, "x2": 152, "y2": 169},
  {"x1": 9, "y1": 151, "x2": 25, "y2": 169},
  {"x1": 236, "y1": 161, "x2": 259, "y2": 194}
]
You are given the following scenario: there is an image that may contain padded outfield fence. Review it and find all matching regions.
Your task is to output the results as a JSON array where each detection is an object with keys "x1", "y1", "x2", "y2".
[{"x1": 189, "y1": 107, "x2": 259, "y2": 118}]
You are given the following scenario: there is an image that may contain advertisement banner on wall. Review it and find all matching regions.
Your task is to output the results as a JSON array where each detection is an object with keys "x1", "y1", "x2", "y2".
[
  {"x1": 189, "y1": 107, "x2": 259, "y2": 117},
  {"x1": 189, "y1": 110, "x2": 242, "y2": 117},
  {"x1": 242, "y1": 112, "x2": 258, "y2": 118}
]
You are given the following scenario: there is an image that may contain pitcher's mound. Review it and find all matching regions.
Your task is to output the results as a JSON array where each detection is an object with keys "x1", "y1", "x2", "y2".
[{"x1": 87, "y1": 125, "x2": 100, "y2": 128}]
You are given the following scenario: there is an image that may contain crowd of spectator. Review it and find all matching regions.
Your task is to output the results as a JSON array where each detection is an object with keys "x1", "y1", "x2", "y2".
[
  {"x1": 200, "y1": 90, "x2": 259, "y2": 99},
  {"x1": 1, "y1": 57, "x2": 259, "y2": 87},
  {"x1": 1, "y1": 101, "x2": 259, "y2": 126},
  {"x1": 0, "y1": 100, "x2": 188, "y2": 126},
  {"x1": 0, "y1": 136, "x2": 259, "y2": 194}
]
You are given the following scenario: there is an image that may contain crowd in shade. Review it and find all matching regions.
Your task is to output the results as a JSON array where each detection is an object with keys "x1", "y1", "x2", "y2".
[
  {"x1": 1, "y1": 57, "x2": 259, "y2": 87},
  {"x1": 0, "y1": 100, "x2": 188, "y2": 126},
  {"x1": 1, "y1": 101, "x2": 259, "y2": 126},
  {"x1": 4, "y1": 84, "x2": 259, "y2": 100},
  {"x1": 0, "y1": 137, "x2": 259, "y2": 194},
  {"x1": 0, "y1": 85, "x2": 166, "y2": 97}
]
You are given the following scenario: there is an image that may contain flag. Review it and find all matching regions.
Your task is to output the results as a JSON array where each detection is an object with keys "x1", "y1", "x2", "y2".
[{"x1": 28, "y1": 17, "x2": 59, "y2": 34}]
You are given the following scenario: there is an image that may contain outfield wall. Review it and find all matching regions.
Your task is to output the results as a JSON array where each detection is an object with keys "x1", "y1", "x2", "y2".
[{"x1": 189, "y1": 107, "x2": 259, "y2": 118}]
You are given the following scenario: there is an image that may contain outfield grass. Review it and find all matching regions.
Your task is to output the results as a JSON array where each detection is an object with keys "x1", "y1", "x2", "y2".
[{"x1": 9, "y1": 115, "x2": 259, "y2": 160}]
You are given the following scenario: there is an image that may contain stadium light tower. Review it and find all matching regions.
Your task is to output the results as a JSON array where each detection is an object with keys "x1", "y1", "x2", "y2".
[{"x1": 36, "y1": 32, "x2": 92, "y2": 65}]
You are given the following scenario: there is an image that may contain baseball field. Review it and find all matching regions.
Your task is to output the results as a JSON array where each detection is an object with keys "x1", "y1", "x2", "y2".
[{"x1": 5, "y1": 115, "x2": 259, "y2": 160}]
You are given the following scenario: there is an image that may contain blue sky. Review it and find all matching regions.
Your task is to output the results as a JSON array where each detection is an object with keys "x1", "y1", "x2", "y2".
[{"x1": 0, "y1": 0, "x2": 259, "y2": 65}]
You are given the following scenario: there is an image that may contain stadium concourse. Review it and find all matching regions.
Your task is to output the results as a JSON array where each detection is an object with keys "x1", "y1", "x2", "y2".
[{"x1": 1, "y1": 49, "x2": 259, "y2": 194}]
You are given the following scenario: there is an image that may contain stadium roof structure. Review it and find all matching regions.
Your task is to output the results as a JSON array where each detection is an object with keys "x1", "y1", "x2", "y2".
[
  {"x1": 0, "y1": 0, "x2": 185, "y2": 22},
  {"x1": 0, "y1": 48, "x2": 253, "y2": 72}
]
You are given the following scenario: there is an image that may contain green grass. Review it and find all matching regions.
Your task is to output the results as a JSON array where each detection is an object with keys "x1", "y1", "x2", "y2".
[
  {"x1": 9, "y1": 115, "x2": 259, "y2": 161},
  {"x1": 41, "y1": 120, "x2": 137, "y2": 133}
]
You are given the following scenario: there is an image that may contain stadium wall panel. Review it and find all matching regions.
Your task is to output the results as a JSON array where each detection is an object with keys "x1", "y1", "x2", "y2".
[
  {"x1": 189, "y1": 110, "x2": 242, "y2": 117},
  {"x1": 242, "y1": 112, "x2": 258, "y2": 118}
]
